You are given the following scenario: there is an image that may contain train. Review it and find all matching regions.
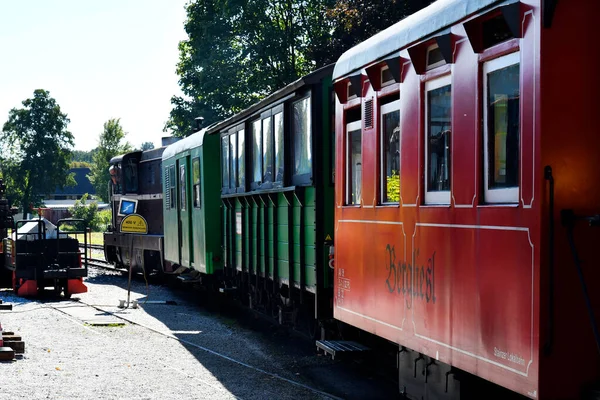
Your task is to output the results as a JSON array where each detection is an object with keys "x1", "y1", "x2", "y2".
[{"x1": 104, "y1": 0, "x2": 600, "y2": 398}]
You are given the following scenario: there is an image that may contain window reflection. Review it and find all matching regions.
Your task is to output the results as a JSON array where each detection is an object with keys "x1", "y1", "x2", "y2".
[
  {"x1": 252, "y1": 120, "x2": 261, "y2": 185},
  {"x1": 179, "y1": 165, "x2": 186, "y2": 211},
  {"x1": 229, "y1": 132, "x2": 237, "y2": 188},
  {"x1": 427, "y1": 83, "x2": 451, "y2": 194},
  {"x1": 274, "y1": 112, "x2": 284, "y2": 184},
  {"x1": 193, "y1": 157, "x2": 201, "y2": 208},
  {"x1": 487, "y1": 63, "x2": 519, "y2": 189},
  {"x1": 221, "y1": 136, "x2": 230, "y2": 190},
  {"x1": 262, "y1": 118, "x2": 272, "y2": 183},
  {"x1": 237, "y1": 128, "x2": 245, "y2": 189},
  {"x1": 293, "y1": 97, "x2": 312, "y2": 177},
  {"x1": 382, "y1": 106, "x2": 400, "y2": 203},
  {"x1": 347, "y1": 124, "x2": 362, "y2": 205}
]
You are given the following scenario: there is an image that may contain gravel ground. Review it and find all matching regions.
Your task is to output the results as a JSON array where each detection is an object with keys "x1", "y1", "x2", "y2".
[{"x1": 0, "y1": 267, "x2": 397, "y2": 400}]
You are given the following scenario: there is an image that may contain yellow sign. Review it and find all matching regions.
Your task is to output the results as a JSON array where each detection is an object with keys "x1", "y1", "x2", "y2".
[
  {"x1": 120, "y1": 214, "x2": 148, "y2": 234},
  {"x1": 325, "y1": 234, "x2": 332, "y2": 241}
]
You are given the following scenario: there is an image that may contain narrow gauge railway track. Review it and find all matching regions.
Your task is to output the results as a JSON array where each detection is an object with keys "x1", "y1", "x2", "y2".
[{"x1": 86, "y1": 257, "x2": 126, "y2": 272}]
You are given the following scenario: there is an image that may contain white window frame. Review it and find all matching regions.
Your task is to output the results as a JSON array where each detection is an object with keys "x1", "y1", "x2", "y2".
[
  {"x1": 426, "y1": 44, "x2": 446, "y2": 71},
  {"x1": 483, "y1": 51, "x2": 520, "y2": 204},
  {"x1": 346, "y1": 120, "x2": 362, "y2": 205},
  {"x1": 424, "y1": 75, "x2": 452, "y2": 205},
  {"x1": 380, "y1": 99, "x2": 401, "y2": 204},
  {"x1": 380, "y1": 65, "x2": 395, "y2": 88}
]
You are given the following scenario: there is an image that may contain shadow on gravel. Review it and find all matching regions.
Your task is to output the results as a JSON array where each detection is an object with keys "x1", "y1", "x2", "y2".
[
  {"x1": 1, "y1": 268, "x2": 399, "y2": 400},
  {"x1": 124, "y1": 275, "x2": 399, "y2": 400}
]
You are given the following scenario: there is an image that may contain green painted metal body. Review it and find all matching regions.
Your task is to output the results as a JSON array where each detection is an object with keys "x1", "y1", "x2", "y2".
[
  {"x1": 217, "y1": 69, "x2": 335, "y2": 318},
  {"x1": 163, "y1": 133, "x2": 223, "y2": 274}
]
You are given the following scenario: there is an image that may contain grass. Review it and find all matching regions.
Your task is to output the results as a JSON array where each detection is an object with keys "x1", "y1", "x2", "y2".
[{"x1": 66, "y1": 231, "x2": 104, "y2": 245}]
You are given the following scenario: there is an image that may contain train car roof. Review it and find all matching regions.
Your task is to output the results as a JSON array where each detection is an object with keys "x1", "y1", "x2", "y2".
[
  {"x1": 333, "y1": 0, "x2": 509, "y2": 80},
  {"x1": 206, "y1": 63, "x2": 334, "y2": 135},
  {"x1": 162, "y1": 128, "x2": 209, "y2": 160},
  {"x1": 109, "y1": 146, "x2": 166, "y2": 165},
  {"x1": 162, "y1": 64, "x2": 334, "y2": 161}
]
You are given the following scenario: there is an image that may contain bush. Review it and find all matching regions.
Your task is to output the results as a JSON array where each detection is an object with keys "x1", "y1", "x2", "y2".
[
  {"x1": 98, "y1": 209, "x2": 112, "y2": 231},
  {"x1": 69, "y1": 194, "x2": 101, "y2": 232}
]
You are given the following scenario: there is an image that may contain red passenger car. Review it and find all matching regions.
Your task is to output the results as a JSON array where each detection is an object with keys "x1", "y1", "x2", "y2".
[{"x1": 333, "y1": 0, "x2": 600, "y2": 398}]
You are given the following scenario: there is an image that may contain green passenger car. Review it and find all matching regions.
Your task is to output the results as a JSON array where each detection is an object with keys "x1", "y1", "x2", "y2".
[
  {"x1": 162, "y1": 129, "x2": 223, "y2": 275},
  {"x1": 208, "y1": 65, "x2": 335, "y2": 323}
]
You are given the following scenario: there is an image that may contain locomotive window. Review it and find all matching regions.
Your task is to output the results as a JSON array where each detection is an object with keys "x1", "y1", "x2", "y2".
[
  {"x1": 193, "y1": 157, "x2": 201, "y2": 208},
  {"x1": 237, "y1": 128, "x2": 245, "y2": 190},
  {"x1": 221, "y1": 136, "x2": 230, "y2": 191},
  {"x1": 252, "y1": 119, "x2": 262, "y2": 188},
  {"x1": 425, "y1": 75, "x2": 452, "y2": 205},
  {"x1": 381, "y1": 99, "x2": 401, "y2": 204},
  {"x1": 179, "y1": 164, "x2": 186, "y2": 211},
  {"x1": 483, "y1": 52, "x2": 520, "y2": 203},
  {"x1": 262, "y1": 117, "x2": 273, "y2": 184},
  {"x1": 124, "y1": 159, "x2": 139, "y2": 194},
  {"x1": 169, "y1": 165, "x2": 175, "y2": 209},
  {"x1": 292, "y1": 96, "x2": 312, "y2": 180},
  {"x1": 346, "y1": 120, "x2": 362, "y2": 205},
  {"x1": 274, "y1": 112, "x2": 284, "y2": 185}
]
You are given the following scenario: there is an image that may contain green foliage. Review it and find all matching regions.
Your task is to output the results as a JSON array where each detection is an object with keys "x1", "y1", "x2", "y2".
[
  {"x1": 70, "y1": 161, "x2": 92, "y2": 168},
  {"x1": 1, "y1": 89, "x2": 75, "y2": 218},
  {"x1": 386, "y1": 171, "x2": 400, "y2": 203},
  {"x1": 140, "y1": 142, "x2": 155, "y2": 151},
  {"x1": 167, "y1": 0, "x2": 433, "y2": 136},
  {"x1": 72, "y1": 149, "x2": 97, "y2": 164},
  {"x1": 310, "y1": 0, "x2": 435, "y2": 65},
  {"x1": 97, "y1": 209, "x2": 112, "y2": 231},
  {"x1": 166, "y1": 0, "x2": 335, "y2": 136},
  {"x1": 88, "y1": 118, "x2": 132, "y2": 202},
  {"x1": 69, "y1": 194, "x2": 101, "y2": 232}
]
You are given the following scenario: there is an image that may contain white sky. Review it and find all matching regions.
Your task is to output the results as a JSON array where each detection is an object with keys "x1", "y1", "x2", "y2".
[{"x1": 0, "y1": 0, "x2": 189, "y2": 151}]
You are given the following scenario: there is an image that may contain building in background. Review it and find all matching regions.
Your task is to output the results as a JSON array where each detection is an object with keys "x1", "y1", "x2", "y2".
[{"x1": 41, "y1": 167, "x2": 108, "y2": 224}]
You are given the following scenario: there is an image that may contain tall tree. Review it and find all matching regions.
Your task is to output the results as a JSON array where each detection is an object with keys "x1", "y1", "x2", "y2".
[
  {"x1": 73, "y1": 149, "x2": 97, "y2": 164},
  {"x1": 166, "y1": 0, "x2": 333, "y2": 137},
  {"x1": 140, "y1": 141, "x2": 155, "y2": 151},
  {"x1": 309, "y1": 0, "x2": 435, "y2": 66},
  {"x1": 1, "y1": 89, "x2": 75, "y2": 218},
  {"x1": 88, "y1": 119, "x2": 132, "y2": 202},
  {"x1": 167, "y1": 0, "x2": 432, "y2": 136}
]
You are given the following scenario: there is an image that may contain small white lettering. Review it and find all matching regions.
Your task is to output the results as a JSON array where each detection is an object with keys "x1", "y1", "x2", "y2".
[{"x1": 494, "y1": 347, "x2": 525, "y2": 366}]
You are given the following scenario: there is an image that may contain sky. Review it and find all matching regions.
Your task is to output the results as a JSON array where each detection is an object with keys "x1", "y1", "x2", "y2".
[{"x1": 0, "y1": 0, "x2": 189, "y2": 151}]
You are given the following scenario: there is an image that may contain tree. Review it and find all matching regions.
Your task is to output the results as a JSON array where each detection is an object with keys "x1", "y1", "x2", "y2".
[
  {"x1": 88, "y1": 119, "x2": 132, "y2": 202},
  {"x1": 1, "y1": 89, "x2": 75, "y2": 218},
  {"x1": 73, "y1": 149, "x2": 97, "y2": 164},
  {"x1": 70, "y1": 161, "x2": 92, "y2": 168},
  {"x1": 69, "y1": 193, "x2": 101, "y2": 232},
  {"x1": 140, "y1": 141, "x2": 155, "y2": 151},
  {"x1": 309, "y1": 0, "x2": 435, "y2": 66},
  {"x1": 166, "y1": 0, "x2": 432, "y2": 136},
  {"x1": 166, "y1": 0, "x2": 333, "y2": 137}
]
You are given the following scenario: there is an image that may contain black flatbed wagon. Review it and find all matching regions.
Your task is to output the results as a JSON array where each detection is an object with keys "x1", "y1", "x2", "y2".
[{"x1": 3, "y1": 218, "x2": 88, "y2": 298}]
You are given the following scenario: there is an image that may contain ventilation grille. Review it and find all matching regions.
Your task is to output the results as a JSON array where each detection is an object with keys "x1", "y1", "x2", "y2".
[
  {"x1": 164, "y1": 168, "x2": 170, "y2": 208},
  {"x1": 364, "y1": 99, "x2": 373, "y2": 128}
]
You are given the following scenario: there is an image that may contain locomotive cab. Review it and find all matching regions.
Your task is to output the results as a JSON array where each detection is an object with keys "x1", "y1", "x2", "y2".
[{"x1": 104, "y1": 147, "x2": 167, "y2": 275}]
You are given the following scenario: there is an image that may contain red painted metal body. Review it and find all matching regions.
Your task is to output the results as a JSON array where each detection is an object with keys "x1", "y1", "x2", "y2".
[{"x1": 334, "y1": 1, "x2": 600, "y2": 398}]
